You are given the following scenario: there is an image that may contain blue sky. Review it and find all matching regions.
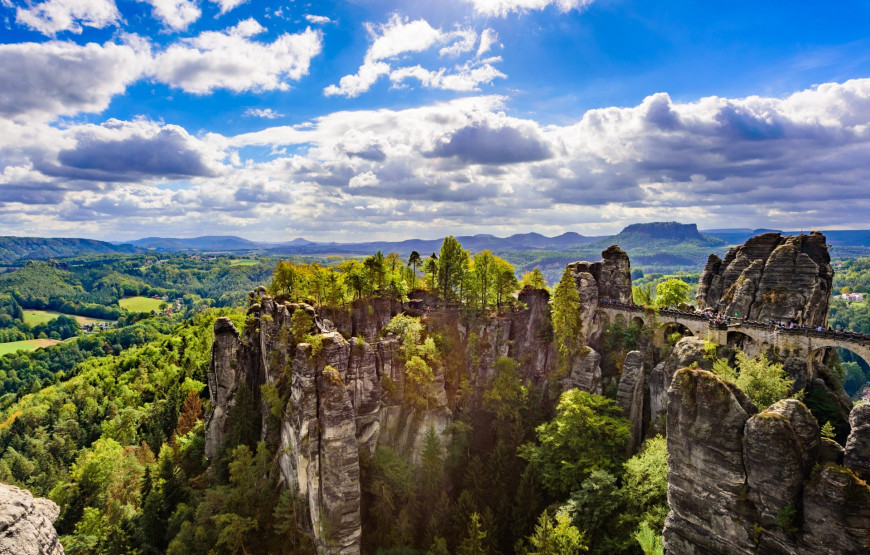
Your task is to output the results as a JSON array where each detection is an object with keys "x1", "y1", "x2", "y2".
[{"x1": 2, "y1": 0, "x2": 870, "y2": 241}]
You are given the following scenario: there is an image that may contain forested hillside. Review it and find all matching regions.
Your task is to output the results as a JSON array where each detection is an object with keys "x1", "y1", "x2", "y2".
[
  {"x1": 0, "y1": 237, "x2": 140, "y2": 264},
  {"x1": 0, "y1": 235, "x2": 866, "y2": 553}
]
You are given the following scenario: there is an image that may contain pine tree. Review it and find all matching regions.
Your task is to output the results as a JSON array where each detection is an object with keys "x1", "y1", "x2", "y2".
[
  {"x1": 458, "y1": 512, "x2": 490, "y2": 555},
  {"x1": 552, "y1": 268, "x2": 584, "y2": 373}
]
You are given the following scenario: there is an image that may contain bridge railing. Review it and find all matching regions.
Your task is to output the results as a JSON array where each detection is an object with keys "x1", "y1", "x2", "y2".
[{"x1": 599, "y1": 299, "x2": 870, "y2": 345}]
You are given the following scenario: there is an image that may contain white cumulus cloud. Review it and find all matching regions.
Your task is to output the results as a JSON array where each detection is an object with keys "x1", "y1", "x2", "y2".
[
  {"x1": 15, "y1": 0, "x2": 120, "y2": 35},
  {"x1": 210, "y1": 0, "x2": 246, "y2": 15},
  {"x1": 324, "y1": 15, "x2": 503, "y2": 98},
  {"x1": 389, "y1": 60, "x2": 505, "y2": 92},
  {"x1": 151, "y1": 18, "x2": 323, "y2": 93},
  {"x1": 477, "y1": 28, "x2": 498, "y2": 56},
  {"x1": 0, "y1": 39, "x2": 150, "y2": 121},
  {"x1": 139, "y1": 0, "x2": 201, "y2": 31},
  {"x1": 348, "y1": 171, "x2": 380, "y2": 189}
]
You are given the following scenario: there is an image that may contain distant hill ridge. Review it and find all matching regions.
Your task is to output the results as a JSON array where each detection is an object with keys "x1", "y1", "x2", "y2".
[
  {"x1": 0, "y1": 237, "x2": 140, "y2": 265},
  {"x1": 4, "y1": 224, "x2": 870, "y2": 264},
  {"x1": 124, "y1": 231, "x2": 601, "y2": 255}
]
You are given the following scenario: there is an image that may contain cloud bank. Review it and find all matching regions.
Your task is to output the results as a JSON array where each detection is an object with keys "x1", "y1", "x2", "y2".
[{"x1": 3, "y1": 79, "x2": 870, "y2": 239}]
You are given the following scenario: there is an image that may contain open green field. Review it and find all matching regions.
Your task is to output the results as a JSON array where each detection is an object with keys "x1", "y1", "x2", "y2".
[
  {"x1": 229, "y1": 259, "x2": 260, "y2": 267},
  {"x1": 23, "y1": 309, "x2": 113, "y2": 326},
  {"x1": 119, "y1": 296, "x2": 165, "y2": 313},
  {"x1": 0, "y1": 339, "x2": 61, "y2": 355}
]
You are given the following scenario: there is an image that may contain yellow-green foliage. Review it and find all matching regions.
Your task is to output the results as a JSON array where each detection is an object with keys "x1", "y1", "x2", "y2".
[
  {"x1": 323, "y1": 365, "x2": 343, "y2": 386},
  {"x1": 519, "y1": 389, "x2": 630, "y2": 497},
  {"x1": 731, "y1": 351, "x2": 793, "y2": 409},
  {"x1": 654, "y1": 279, "x2": 690, "y2": 308},
  {"x1": 711, "y1": 358, "x2": 736, "y2": 381},
  {"x1": 622, "y1": 436, "x2": 669, "y2": 531},
  {"x1": 702, "y1": 340, "x2": 718, "y2": 361},
  {"x1": 526, "y1": 508, "x2": 588, "y2": 554},
  {"x1": 483, "y1": 356, "x2": 527, "y2": 423},
  {"x1": 289, "y1": 309, "x2": 313, "y2": 345},
  {"x1": 552, "y1": 268, "x2": 584, "y2": 374},
  {"x1": 304, "y1": 333, "x2": 323, "y2": 356},
  {"x1": 261, "y1": 383, "x2": 284, "y2": 420},
  {"x1": 520, "y1": 268, "x2": 549, "y2": 291},
  {"x1": 404, "y1": 356, "x2": 433, "y2": 386},
  {"x1": 635, "y1": 521, "x2": 664, "y2": 555}
]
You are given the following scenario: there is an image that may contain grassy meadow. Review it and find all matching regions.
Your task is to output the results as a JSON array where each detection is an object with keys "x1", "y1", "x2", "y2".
[
  {"x1": 119, "y1": 296, "x2": 166, "y2": 313},
  {"x1": 0, "y1": 338, "x2": 61, "y2": 355},
  {"x1": 23, "y1": 309, "x2": 114, "y2": 326}
]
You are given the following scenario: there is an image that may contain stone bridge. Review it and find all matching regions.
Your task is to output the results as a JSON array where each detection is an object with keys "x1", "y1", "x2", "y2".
[{"x1": 600, "y1": 302, "x2": 870, "y2": 367}]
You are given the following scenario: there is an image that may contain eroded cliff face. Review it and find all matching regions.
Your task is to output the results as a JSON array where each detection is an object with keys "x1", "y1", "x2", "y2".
[
  {"x1": 206, "y1": 293, "x2": 452, "y2": 554},
  {"x1": 664, "y1": 367, "x2": 870, "y2": 554},
  {"x1": 202, "y1": 247, "x2": 634, "y2": 553},
  {"x1": 566, "y1": 244, "x2": 632, "y2": 348},
  {"x1": 696, "y1": 231, "x2": 833, "y2": 326},
  {"x1": 0, "y1": 483, "x2": 63, "y2": 555}
]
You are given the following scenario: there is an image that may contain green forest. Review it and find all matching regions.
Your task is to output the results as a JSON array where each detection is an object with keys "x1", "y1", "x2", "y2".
[{"x1": 0, "y1": 242, "x2": 867, "y2": 553}]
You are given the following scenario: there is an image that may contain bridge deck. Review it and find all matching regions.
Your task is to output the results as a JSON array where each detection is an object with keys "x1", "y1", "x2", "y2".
[{"x1": 601, "y1": 301, "x2": 870, "y2": 349}]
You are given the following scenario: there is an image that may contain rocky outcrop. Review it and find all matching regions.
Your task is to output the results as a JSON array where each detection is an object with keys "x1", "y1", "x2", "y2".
[
  {"x1": 648, "y1": 337, "x2": 710, "y2": 433},
  {"x1": 0, "y1": 483, "x2": 63, "y2": 555},
  {"x1": 616, "y1": 351, "x2": 645, "y2": 453},
  {"x1": 664, "y1": 368, "x2": 758, "y2": 554},
  {"x1": 801, "y1": 464, "x2": 870, "y2": 554},
  {"x1": 744, "y1": 400, "x2": 818, "y2": 526},
  {"x1": 664, "y1": 368, "x2": 870, "y2": 554},
  {"x1": 331, "y1": 296, "x2": 402, "y2": 341},
  {"x1": 845, "y1": 402, "x2": 870, "y2": 481},
  {"x1": 564, "y1": 348, "x2": 603, "y2": 395},
  {"x1": 509, "y1": 287, "x2": 556, "y2": 383},
  {"x1": 696, "y1": 232, "x2": 833, "y2": 326},
  {"x1": 209, "y1": 292, "x2": 453, "y2": 554},
  {"x1": 204, "y1": 317, "x2": 242, "y2": 459},
  {"x1": 566, "y1": 245, "x2": 632, "y2": 348}
]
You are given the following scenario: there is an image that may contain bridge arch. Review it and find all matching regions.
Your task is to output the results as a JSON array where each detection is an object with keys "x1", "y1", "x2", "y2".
[
  {"x1": 727, "y1": 330, "x2": 759, "y2": 358},
  {"x1": 807, "y1": 344, "x2": 870, "y2": 374},
  {"x1": 655, "y1": 321, "x2": 694, "y2": 347}
]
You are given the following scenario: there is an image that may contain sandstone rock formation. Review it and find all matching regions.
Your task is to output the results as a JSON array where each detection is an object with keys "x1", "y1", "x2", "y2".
[
  {"x1": 616, "y1": 350, "x2": 645, "y2": 452},
  {"x1": 696, "y1": 231, "x2": 833, "y2": 326},
  {"x1": 664, "y1": 368, "x2": 870, "y2": 554},
  {"x1": 845, "y1": 402, "x2": 870, "y2": 481},
  {"x1": 664, "y1": 368, "x2": 758, "y2": 554},
  {"x1": 566, "y1": 245, "x2": 632, "y2": 347},
  {"x1": 564, "y1": 348, "x2": 603, "y2": 395},
  {"x1": 204, "y1": 317, "x2": 243, "y2": 459},
  {"x1": 648, "y1": 337, "x2": 711, "y2": 433},
  {"x1": 206, "y1": 292, "x2": 454, "y2": 554},
  {"x1": 0, "y1": 483, "x2": 63, "y2": 555}
]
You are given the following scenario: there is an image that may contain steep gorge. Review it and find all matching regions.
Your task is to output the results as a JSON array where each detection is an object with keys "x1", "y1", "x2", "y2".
[{"x1": 202, "y1": 234, "x2": 870, "y2": 553}]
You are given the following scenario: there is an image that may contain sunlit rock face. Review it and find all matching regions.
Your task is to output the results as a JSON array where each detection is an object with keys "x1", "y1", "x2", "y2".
[
  {"x1": 696, "y1": 231, "x2": 833, "y2": 326},
  {"x1": 566, "y1": 244, "x2": 633, "y2": 348},
  {"x1": 206, "y1": 293, "x2": 453, "y2": 555},
  {"x1": 0, "y1": 483, "x2": 64, "y2": 555},
  {"x1": 664, "y1": 367, "x2": 870, "y2": 554}
]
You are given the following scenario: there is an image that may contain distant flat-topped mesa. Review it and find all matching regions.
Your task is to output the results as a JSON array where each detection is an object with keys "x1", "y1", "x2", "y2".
[{"x1": 696, "y1": 231, "x2": 833, "y2": 327}]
